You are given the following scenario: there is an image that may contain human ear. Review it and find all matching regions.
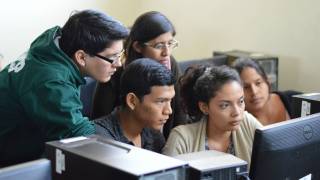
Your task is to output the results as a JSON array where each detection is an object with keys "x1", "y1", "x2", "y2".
[
  {"x1": 74, "y1": 50, "x2": 86, "y2": 67},
  {"x1": 132, "y1": 41, "x2": 143, "y2": 53},
  {"x1": 126, "y1": 93, "x2": 139, "y2": 111},
  {"x1": 198, "y1": 101, "x2": 209, "y2": 115}
]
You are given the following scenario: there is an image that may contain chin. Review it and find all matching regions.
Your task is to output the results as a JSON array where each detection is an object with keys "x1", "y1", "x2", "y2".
[
  {"x1": 230, "y1": 125, "x2": 240, "y2": 131},
  {"x1": 98, "y1": 76, "x2": 111, "y2": 83},
  {"x1": 151, "y1": 125, "x2": 162, "y2": 131}
]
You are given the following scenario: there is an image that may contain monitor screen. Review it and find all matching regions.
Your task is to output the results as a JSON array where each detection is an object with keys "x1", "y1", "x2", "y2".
[
  {"x1": 0, "y1": 159, "x2": 51, "y2": 180},
  {"x1": 249, "y1": 113, "x2": 320, "y2": 180}
]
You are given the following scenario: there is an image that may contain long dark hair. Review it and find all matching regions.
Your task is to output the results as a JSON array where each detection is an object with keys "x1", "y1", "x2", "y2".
[{"x1": 124, "y1": 11, "x2": 176, "y2": 66}]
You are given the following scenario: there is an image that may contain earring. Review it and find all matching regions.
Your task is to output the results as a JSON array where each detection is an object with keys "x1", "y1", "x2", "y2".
[{"x1": 203, "y1": 112, "x2": 208, "y2": 115}]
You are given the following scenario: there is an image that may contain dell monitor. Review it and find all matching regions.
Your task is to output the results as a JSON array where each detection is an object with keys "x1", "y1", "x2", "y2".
[{"x1": 250, "y1": 113, "x2": 320, "y2": 180}]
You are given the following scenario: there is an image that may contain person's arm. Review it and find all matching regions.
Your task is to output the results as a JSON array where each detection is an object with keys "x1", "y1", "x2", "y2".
[{"x1": 21, "y1": 80, "x2": 95, "y2": 140}]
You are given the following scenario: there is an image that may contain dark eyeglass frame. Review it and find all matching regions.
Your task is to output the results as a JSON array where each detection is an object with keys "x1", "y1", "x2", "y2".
[{"x1": 94, "y1": 49, "x2": 124, "y2": 64}]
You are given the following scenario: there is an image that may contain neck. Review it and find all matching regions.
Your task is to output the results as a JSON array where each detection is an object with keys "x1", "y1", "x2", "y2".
[
  {"x1": 250, "y1": 96, "x2": 272, "y2": 125},
  {"x1": 206, "y1": 117, "x2": 231, "y2": 141},
  {"x1": 206, "y1": 117, "x2": 231, "y2": 152},
  {"x1": 118, "y1": 108, "x2": 143, "y2": 147}
]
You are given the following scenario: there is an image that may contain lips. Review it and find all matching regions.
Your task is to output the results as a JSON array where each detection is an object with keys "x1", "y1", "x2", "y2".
[
  {"x1": 250, "y1": 97, "x2": 262, "y2": 105},
  {"x1": 159, "y1": 118, "x2": 168, "y2": 125},
  {"x1": 159, "y1": 59, "x2": 171, "y2": 69},
  {"x1": 230, "y1": 120, "x2": 241, "y2": 126},
  {"x1": 108, "y1": 70, "x2": 116, "y2": 76}
]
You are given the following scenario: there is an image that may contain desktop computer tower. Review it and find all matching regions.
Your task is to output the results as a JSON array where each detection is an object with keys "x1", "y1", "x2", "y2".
[
  {"x1": 45, "y1": 135, "x2": 187, "y2": 180},
  {"x1": 214, "y1": 50, "x2": 279, "y2": 91},
  {"x1": 175, "y1": 150, "x2": 248, "y2": 180},
  {"x1": 292, "y1": 93, "x2": 320, "y2": 118}
]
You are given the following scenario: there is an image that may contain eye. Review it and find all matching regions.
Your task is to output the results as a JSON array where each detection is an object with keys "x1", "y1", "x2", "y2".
[
  {"x1": 219, "y1": 103, "x2": 229, "y2": 109},
  {"x1": 153, "y1": 43, "x2": 165, "y2": 50},
  {"x1": 156, "y1": 99, "x2": 166, "y2": 104},
  {"x1": 105, "y1": 51, "x2": 123, "y2": 61},
  {"x1": 168, "y1": 39, "x2": 178, "y2": 48},
  {"x1": 239, "y1": 98, "x2": 245, "y2": 105},
  {"x1": 256, "y1": 81, "x2": 262, "y2": 86}
]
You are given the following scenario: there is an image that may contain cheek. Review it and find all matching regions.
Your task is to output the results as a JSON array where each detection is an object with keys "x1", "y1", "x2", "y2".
[
  {"x1": 96, "y1": 62, "x2": 111, "y2": 74},
  {"x1": 143, "y1": 51, "x2": 161, "y2": 61},
  {"x1": 262, "y1": 85, "x2": 270, "y2": 97},
  {"x1": 137, "y1": 104, "x2": 158, "y2": 118}
]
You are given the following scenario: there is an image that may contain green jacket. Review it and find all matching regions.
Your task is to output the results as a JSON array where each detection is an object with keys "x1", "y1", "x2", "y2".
[{"x1": 0, "y1": 26, "x2": 95, "y2": 166}]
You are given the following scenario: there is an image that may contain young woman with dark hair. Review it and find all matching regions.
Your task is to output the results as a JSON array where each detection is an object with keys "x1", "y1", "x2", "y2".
[
  {"x1": 233, "y1": 58, "x2": 301, "y2": 125},
  {"x1": 162, "y1": 65, "x2": 262, "y2": 167}
]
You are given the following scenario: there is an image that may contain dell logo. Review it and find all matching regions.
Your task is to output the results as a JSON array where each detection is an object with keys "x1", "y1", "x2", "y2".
[{"x1": 303, "y1": 125, "x2": 313, "y2": 140}]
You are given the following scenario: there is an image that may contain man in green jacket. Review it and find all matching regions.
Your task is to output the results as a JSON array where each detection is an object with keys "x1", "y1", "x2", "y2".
[{"x1": 0, "y1": 10, "x2": 129, "y2": 166}]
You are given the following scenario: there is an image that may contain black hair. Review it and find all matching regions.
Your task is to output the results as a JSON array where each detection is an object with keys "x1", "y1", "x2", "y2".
[
  {"x1": 179, "y1": 64, "x2": 242, "y2": 121},
  {"x1": 233, "y1": 58, "x2": 270, "y2": 90},
  {"x1": 59, "y1": 9, "x2": 129, "y2": 58},
  {"x1": 120, "y1": 58, "x2": 175, "y2": 106},
  {"x1": 124, "y1": 11, "x2": 176, "y2": 66}
]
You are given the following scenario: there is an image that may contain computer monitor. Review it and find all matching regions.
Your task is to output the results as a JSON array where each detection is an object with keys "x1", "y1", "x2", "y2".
[
  {"x1": 0, "y1": 159, "x2": 51, "y2": 180},
  {"x1": 249, "y1": 113, "x2": 320, "y2": 180}
]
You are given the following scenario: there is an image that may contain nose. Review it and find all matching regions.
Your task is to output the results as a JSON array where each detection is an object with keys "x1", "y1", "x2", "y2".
[
  {"x1": 163, "y1": 102, "x2": 172, "y2": 115},
  {"x1": 232, "y1": 104, "x2": 242, "y2": 117},
  {"x1": 112, "y1": 58, "x2": 122, "y2": 68},
  {"x1": 250, "y1": 85, "x2": 258, "y2": 95},
  {"x1": 161, "y1": 46, "x2": 171, "y2": 57}
]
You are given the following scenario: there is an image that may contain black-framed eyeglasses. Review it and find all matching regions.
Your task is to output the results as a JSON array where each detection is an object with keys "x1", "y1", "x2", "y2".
[
  {"x1": 94, "y1": 49, "x2": 124, "y2": 64},
  {"x1": 144, "y1": 39, "x2": 179, "y2": 51}
]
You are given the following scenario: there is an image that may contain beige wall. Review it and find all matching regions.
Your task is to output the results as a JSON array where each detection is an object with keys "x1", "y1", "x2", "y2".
[
  {"x1": 2, "y1": 0, "x2": 319, "y2": 92},
  {"x1": 0, "y1": 0, "x2": 102, "y2": 67},
  {"x1": 100, "y1": 0, "x2": 320, "y2": 92}
]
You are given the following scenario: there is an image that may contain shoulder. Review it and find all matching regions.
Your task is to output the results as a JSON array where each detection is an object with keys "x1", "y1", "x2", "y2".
[
  {"x1": 273, "y1": 90, "x2": 302, "y2": 116},
  {"x1": 94, "y1": 110, "x2": 120, "y2": 139},
  {"x1": 241, "y1": 111, "x2": 263, "y2": 130},
  {"x1": 142, "y1": 128, "x2": 165, "y2": 153},
  {"x1": 173, "y1": 120, "x2": 203, "y2": 135},
  {"x1": 168, "y1": 120, "x2": 204, "y2": 143},
  {"x1": 273, "y1": 90, "x2": 302, "y2": 104}
]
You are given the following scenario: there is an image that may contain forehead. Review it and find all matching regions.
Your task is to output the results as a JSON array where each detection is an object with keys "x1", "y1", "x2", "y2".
[
  {"x1": 212, "y1": 81, "x2": 243, "y2": 101},
  {"x1": 241, "y1": 67, "x2": 263, "y2": 83},
  {"x1": 100, "y1": 40, "x2": 123, "y2": 55},
  {"x1": 148, "y1": 32, "x2": 174, "y2": 43},
  {"x1": 144, "y1": 85, "x2": 175, "y2": 99}
]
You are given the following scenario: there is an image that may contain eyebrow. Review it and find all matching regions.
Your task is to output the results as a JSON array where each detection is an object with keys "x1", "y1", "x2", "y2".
[
  {"x1": 155, "y1": 97, "x2": 173, "y2": 101},
  {"x1": 104, "y1": 49, "x2": 124, "y2": 57},
  {"x1": 244, "y1": 77, "x2": 261, "y2": 84},
  {"x1": 218, "y1": 96, "x2": 244, "y2": 103},
  {"x1": 153, "y1": 39, "x2": 175, "y2": 44}
]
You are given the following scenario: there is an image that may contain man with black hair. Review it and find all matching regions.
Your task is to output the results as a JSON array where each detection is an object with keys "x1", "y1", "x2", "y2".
[
  {"x1": 0, "y1": 10, "x2": 129, "y2": 166},
  {"x1": 95, "y1": 58, "x2": 175, "y2": 153}
]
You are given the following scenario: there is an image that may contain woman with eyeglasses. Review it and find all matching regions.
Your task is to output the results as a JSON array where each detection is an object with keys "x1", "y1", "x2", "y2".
[{"x1": 92, "y1": 11, "x2": 187, "y2": 139}]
